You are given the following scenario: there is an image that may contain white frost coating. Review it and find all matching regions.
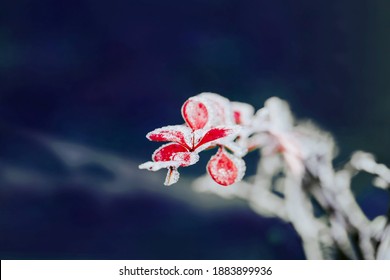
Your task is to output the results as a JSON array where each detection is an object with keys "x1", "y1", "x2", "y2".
[
  {"x1": 264, "y1": 97, "x2": 294, "y2": 131},
  {"x1": 146, "y1": 125, "x2": 193, "y2": 149},
  {"x1": 377, "y1": 225, "x2": 390, "y2": 259},
  {"x1": 222, "y1": 140, "x2": 248, "y2": 157},
  {"x1": 198, "y1": 92, "x2": 235, "y2": 126},
  {"x1": 252, "y1": 107, "x2": 270, "y2": 131},
  {"x1": 164, "y1": 167, "x2": 180, "y2": 186},
  {"x1": 233, "y1": 153, "x2": 246, "y2": 184},
  {"x1": 139, "y1": 159, "x2": 184, "y2": 186},
  {"x1": 370, "y1": 216, "x2": 387, "y2": 241},
  {"x1": 231, "y1": 101, "x2": 255, "y2": 128},
  {"x1": 230, "y1": 101, "x2": 255, "y2": 150},
  {"x1": 138, "y1": 160, "x2": 180, "y2": 171},
  {"x1": 350, "y1": 151, "x2": 376, "y2": 170},
  {"x1": 247, "y1": 133, "x2": 270, "y2": 150},
  {"x1": 373, "y1": 177, "x2": 389, "y2": 189},
  {"x1": 172, "y1": 152, "x2": 200, "y2": 167},
  {"x1": 192, "y1": 128, "x2": 206, "y2": 149},
  {"x1": 270, "y1": 131, "x2": 304, "y2": 177},
  {"x1": 350, "y1": 151, "x2": 390, "y2": 188},
  {"x1": 283, "y1": 152, "x2": 304, "y2": 178},
  {"x1": 226, "y1": 150, "x2": 246, "y2": 184}
]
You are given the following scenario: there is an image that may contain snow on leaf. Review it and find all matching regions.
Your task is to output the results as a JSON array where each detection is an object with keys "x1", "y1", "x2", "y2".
[
  {"x1": 207, "y1": 147, "x2": 246, "y2": 186},
  {"x1": 146, "y1": 125, "x2": 192, "y2": 150},
  {"x1": 231, "y1": 101, "x2": 255, "y2": 125},
  {"x1": 194, "y1": 126, "x2": 240, "y2": 151},
  {"x1": 198, "y1": 92, "x2": 234, "y2": 126},
  {"x1": 152, "y1": 143, "x2": 189, "y2": 162},
  {"x1": 171, "y1": 152, "x2": 200, "y2": 167},
  {"x1": 181, "y1": 97, "x2": 210, "y2": 130},
  {"x1": 138, "y1": 160, "x2": 180, "y2": 171},
  {"x1": 222, "y1": 140, "x2": 248, "y2": 157}
]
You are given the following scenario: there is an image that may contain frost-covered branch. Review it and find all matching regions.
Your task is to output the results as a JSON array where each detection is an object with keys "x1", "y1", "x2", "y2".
[{"x1": 139, "y1": 92, "x2": 390, "y2": 259}]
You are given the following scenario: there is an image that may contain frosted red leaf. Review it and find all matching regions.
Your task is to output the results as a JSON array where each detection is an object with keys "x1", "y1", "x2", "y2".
[
  {"x1": 194, "y1": 126, "x2": 238, "y2": 151},
  {"x1": 207, "y1": 147, "x2": 246, "y2": 186},
  {"x1": 182, "y1": 97, "x2": 209, "y2": 130},
  {"x1": 147, "y1": 125, "x2": 192, "y2": 150},
  {"x1": 139, "y1": 142, "x2": 200, "y2": 186},
  {"x1": 152, "y1": 143, "x2": 189, "y2": 162}
]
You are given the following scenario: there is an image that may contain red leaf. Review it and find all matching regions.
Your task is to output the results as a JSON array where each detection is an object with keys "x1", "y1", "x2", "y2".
[
  {"x1": 181, "y1": 98, "x2": 209, "y2": 130},
  {"x1": 207, "y1": 148, "x2": 245, "y2": 186},
  {"x1": 194, "y1": 127, "x2": 236, "y2": 150},
  {"x1": 152, "y1": 143, "x2": 188, "y2": 162},
  {"x1": 147, "y1": 125, "x2": 192, "y2": 150}
]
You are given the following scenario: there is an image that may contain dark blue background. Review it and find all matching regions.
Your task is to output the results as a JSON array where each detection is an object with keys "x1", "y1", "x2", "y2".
[{"x1": 0, "y1": 0, "x2": 389, "y2": 259}]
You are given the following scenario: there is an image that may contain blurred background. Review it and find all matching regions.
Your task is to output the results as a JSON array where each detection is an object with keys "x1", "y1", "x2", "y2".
[{"x1": 0, "y1": 0, "x2": 389, "y2": 259}]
